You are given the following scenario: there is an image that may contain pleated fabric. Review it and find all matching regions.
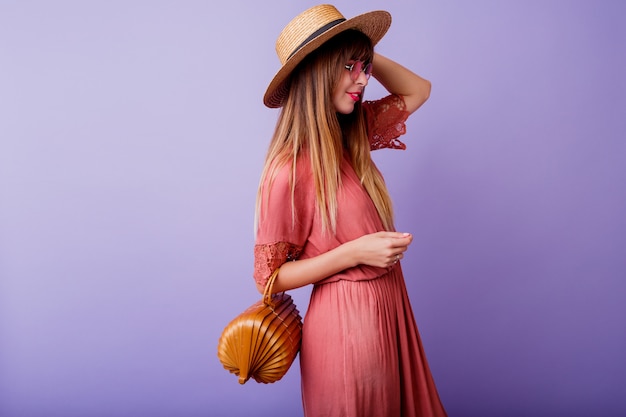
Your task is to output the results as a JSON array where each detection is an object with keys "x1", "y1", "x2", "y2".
[{"x1": 300, "y1": 268, "x2": 447, "y2": 417}]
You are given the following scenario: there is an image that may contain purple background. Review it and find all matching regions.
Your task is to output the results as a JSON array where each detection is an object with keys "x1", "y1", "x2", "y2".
[{"x1": 1, "y1": 1, "x2": 624, "y2": 416}]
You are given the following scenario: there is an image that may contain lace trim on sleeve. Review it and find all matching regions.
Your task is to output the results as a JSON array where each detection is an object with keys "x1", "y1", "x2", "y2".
[
  {"x1": 364, "y1": 94, "x2": 410, "y2": 151},
  {"x1": 253, "y1": 241, "x2": 303, "y2": 288}
]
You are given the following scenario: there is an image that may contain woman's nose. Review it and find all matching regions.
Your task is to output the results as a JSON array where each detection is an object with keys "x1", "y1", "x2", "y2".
[{"x1": 356, "y1": 70, "x2": 369, "y2": 86}]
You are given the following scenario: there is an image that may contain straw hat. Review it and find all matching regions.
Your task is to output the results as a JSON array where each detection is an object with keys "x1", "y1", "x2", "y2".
[{"x1": 263, "y1": 4, "x2": 392, "y2": 108}]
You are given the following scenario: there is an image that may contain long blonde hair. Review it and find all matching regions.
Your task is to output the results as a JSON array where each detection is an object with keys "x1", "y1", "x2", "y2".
[{"x1": 256, "y1": 30, "x2": 394, "y2": 235}]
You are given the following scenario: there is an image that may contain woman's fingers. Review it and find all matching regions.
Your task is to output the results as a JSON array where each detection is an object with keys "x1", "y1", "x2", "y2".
[
  {"x1": 375, "y1": 231, "x2": 412, "y2": 240},
  {"x1": 352, "y1": 231, "x2": 413, "y2": 268},
  {"x1": 387, "y1": 251, "x2": 404, "y2": 268}
]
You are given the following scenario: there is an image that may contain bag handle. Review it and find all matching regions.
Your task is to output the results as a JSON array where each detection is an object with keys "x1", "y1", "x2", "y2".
[{"x1": 262, "y1": 267, "x2": 281, "y2": 307}]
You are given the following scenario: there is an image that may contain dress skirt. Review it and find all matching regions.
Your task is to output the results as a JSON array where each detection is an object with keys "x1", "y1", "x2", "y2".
[{"x1": 300, "y1": 267, "x2": 447, "y2": 417}]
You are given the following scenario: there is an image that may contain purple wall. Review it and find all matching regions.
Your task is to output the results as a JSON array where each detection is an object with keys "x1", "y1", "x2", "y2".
[{"x1": 1, "y1": 1, "x2": 624, "y2": 416}]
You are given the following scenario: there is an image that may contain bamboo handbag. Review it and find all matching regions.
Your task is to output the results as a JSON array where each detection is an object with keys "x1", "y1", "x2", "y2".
[{"x1": 217, "y1": 268, "x2": 303, "y2": 384}]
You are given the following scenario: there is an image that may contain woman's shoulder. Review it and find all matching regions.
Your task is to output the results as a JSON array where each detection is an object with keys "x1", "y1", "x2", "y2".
[
  {"x1": 265, "y1": 153, "x2": 314, "y2": 191},
  {"x1": 362, "y1": 94, "x2": 410, "y2": 150}
]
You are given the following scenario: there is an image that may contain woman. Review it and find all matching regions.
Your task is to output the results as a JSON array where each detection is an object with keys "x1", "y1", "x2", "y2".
[{"x1": 254, "y1": 5, "x2": 447, "y2": 417}]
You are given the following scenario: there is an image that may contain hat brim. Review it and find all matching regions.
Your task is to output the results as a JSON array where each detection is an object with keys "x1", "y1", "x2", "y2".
[{"x1": 263, "y1": 10, "x2": 392, "y2": 108}]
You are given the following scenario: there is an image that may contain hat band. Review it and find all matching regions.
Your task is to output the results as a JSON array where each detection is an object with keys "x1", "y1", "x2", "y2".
[{"x1": 286, "y1": 18, "x2": 346, "y2": 61}]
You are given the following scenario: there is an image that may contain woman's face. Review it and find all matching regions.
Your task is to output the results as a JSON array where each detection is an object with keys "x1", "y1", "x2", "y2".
[{"x1": 332, "y1": 60, "x2": 370, "y2": 114}]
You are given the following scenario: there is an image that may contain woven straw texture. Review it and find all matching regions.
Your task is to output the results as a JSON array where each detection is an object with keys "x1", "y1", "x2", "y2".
[
  {"x1": 275, "y1": 5, "x2": 344, "y2": 65},
  {"x1": 264, "y1": 4, "x2": 391, "y2": 108}
]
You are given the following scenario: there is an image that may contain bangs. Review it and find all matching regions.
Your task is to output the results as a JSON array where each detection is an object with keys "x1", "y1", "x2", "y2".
[
  {"x1": 341, "y1": 30, "x2": 374, "y2": 63},
  {"x1": 314, "y1": 29, "x2": 374, "y2": 64}
]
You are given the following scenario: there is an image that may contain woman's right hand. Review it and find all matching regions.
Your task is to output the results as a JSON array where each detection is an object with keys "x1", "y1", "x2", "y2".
[{"x1": 348, "y1": 231, "x2": 413, "y2": 269}]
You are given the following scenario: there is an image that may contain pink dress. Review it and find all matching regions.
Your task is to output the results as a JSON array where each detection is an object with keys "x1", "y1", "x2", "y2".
[{"x1": 254, "y1": 95, "x2": 447, "y2": 417}]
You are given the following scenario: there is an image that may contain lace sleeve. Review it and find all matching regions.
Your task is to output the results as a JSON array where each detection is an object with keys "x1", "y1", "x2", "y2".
[
  {"x1": 363, "y1": 94, "x2": 410, "y2": 151},
  {"x1": 253, "y1": 241, "x2": 303, "y2": 288}
]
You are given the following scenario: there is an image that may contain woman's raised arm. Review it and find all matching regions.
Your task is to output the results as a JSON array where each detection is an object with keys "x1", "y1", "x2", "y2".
[{"x1": 371, "y1": 53, "x2": 431, "y2": 114}]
